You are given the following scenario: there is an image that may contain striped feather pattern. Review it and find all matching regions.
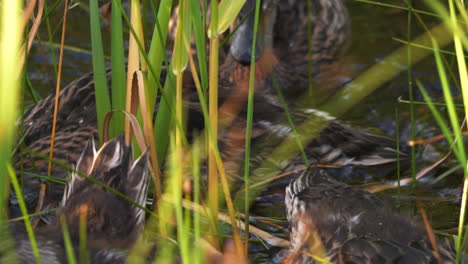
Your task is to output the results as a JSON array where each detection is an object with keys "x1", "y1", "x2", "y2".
[{"x1": 285, "y1": 167, "x2": 454, "y2": 263}]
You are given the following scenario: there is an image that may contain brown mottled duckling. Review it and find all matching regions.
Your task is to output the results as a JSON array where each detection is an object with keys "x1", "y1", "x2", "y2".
[
  {"x1": 285, "y1": 167, "x2": 454, "y2": 263},
  {"x1": 14, "y1": 70, "x2": 111, "y2": 217},
  {"x1": 4, "y1": 134, "x2": 149, "y2": 263}
]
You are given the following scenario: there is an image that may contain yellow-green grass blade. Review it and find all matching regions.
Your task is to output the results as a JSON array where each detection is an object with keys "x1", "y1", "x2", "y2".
[
  {"x1": 209, "y1": 0, "x2": 246, "y2": 37},
  {"x1": 447, "y1": 1, "x2": 468, "y2": 260},
  {"x1": 426, "y1": 0, "x2": 468, "y2": 53},
  {"x1": 168, "y1": 134, "x2": 189, "y2": 263},
  {"x1": 0, "y1": 0, "x2": 22, "y2": 228},
  {"x1": 448, "y1": 0, "x2": 468, "y2": 163},
  {"x1": 207, "y1": 0, "x2": 220, "y2": 249},
  {"x1": 351, "y1": 0, "x2": 440, "y2": 18},
  {"x1": 172, "y1": 0, "x2": 192, "y2": 75},
  {"x1": 432, "y1": 38, "x2": 466, "y2": 165}
]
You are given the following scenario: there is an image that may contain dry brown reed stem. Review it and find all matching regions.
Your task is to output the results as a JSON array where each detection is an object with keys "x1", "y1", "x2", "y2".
[
  {"x1": 22, "y1": 0, "x2": 43, "y2": 54},
  {"x1": 21, "y1": 0, "x2": 37, "y2": 30},
  {"x1": 124, "y1": 0, "x2": 143, "y2": 145},
  {"x1": 385, "y1": 118, "x2": 468, "y2": 193},
  {"x1": 103, "y1": 109, "x2": 158, "y2": 182},
  {"x1": 409, "y1": 117, "x2": 467, "y2": 147},
  {"x1": 119, "y1": 70, "x2": 162, "y2": 205},
  {"x1": 234, "y1": 211, "x2": 288, "y2": 232},
  {"x1": 408, "y1": 131, "x2": 468, "y2": 146},
  {"x1": 363, "y1": 117, "x2": 468, "y2": 194},
  {"x1": 165, "y1": 195, "x2": 290, "y2": 248},
  {"x1": 134, "y1": 71, "x2": 162, "y2": 205},
  {"x1": 34, "y1": 0, "x2": 69, "y2": 226},
  {"x1": 18, "y1": 0, "x2": 44, "y2": 75},
  {"x1": 419, "y1": 203, "x2": 443, "y2": 264}
]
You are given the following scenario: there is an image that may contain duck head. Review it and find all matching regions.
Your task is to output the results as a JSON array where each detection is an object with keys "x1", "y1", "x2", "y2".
[{"x1": 229, "y1": 0, "x2": 279, "y2": 65}]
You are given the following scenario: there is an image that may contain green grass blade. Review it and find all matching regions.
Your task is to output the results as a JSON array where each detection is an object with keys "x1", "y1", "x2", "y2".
[
  {"x1": 110, "y1": 0, "x2": 127, "y2": 138},
  {"x1": 89, "y1": 0, "x2": 111, "y2": 144},
  {"x1": 243, "y1": 0, "x2": 262, "y2": 254},
  {"x1": 147, "y1": 0, "x2": 173, "y2": 110},
  {"x1": 60, "y1": 217, "x2": 77, "y2": 264},
  {"x1": 154, "y1": 72, "x2": 176, "y2": 165},
  {"x1": 416, "y1": 81, "x2": 457, "y2": 157},
  {"x1": 406, "y1": 0, "x2": 417, "y2": 185},
  {"x1": 192, "y1": 138, "x2": 202, "y2": 264},
  {"x1": 8, "y1": 165, "x2": 42, "y2": 264},
  {"x1": 273, "y1": 75, "x2": 310, "y2": 166},
  {"x1": 190, "y1": 0, "x2": 209, "y2": 92}
]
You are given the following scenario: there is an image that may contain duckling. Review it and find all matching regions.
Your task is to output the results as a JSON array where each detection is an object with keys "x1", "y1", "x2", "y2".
[
  {"x1": 14, "y1": 70, "x2": 110, "y2": 217},
  {"x1": 284, "y1": 167, "x2": 454, "y2": 263},
  {"x1": 4, "y1": 134, "x2": 149, "y2": 263}
]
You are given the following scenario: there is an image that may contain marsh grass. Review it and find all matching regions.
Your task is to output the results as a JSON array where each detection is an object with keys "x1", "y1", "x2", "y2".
[
  {"x1": 419, "y1": 0, "x2": 468, "y2": 261},
  {"x1": 7, "y1": 0, "x2": 468, "y2": 262}
]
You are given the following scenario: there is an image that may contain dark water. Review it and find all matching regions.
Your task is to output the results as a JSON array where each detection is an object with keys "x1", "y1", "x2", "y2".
[{"x1": 26, "y1": 0, "x2": 462, "y2": 262}]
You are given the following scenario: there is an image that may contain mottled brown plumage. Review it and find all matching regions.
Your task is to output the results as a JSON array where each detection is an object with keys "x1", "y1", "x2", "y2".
[
  {"x1": 222, "y1": 0, "x2": 350, "y2": 99},
  {"x1": 285, "y1": 167, "x2": 454, "y2": 263},
  {"x1": 3, "y1": 135, "x2": 149, "y2": 264}
]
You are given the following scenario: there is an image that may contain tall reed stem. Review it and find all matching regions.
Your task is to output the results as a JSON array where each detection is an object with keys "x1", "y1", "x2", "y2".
[{"x1": 208, "y1": 0, "x2": 220, "y2": 249}]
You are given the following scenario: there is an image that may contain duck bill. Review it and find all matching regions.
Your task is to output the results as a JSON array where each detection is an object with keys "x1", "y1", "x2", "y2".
[{"x1": 229, "y1": 0, "x2": 264, "y2": 65}]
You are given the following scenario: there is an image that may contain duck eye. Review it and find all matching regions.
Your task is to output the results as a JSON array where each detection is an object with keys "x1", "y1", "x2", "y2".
[
  {"x1": 262, "y1": 0, "x2": 278, "y2": 11},
  {"x1": 262, "y1": 0, "x2": 269, "y2": 11}
]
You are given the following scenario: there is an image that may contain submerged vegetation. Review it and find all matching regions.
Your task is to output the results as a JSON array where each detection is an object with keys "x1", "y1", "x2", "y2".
[{"x1": 1, "y1": 0, "x2": 468, "y2": 262}]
